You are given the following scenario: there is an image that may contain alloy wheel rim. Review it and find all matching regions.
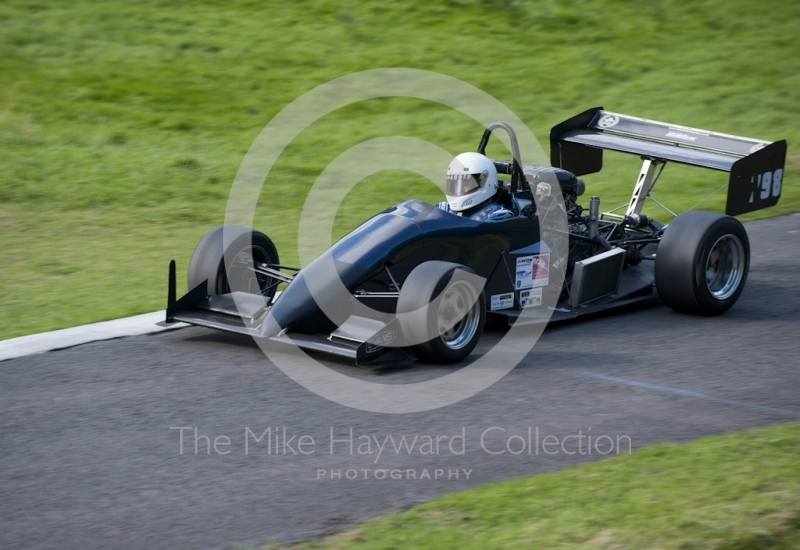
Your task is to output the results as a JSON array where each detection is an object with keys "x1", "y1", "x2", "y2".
[
  {"x1": 227, "y1": 245, "x2": 273, "y2": 295},
  {"x1": 437, "y1": 280, "x2": 481, "y2": 350},
  {"x1": 705, "y1": 234, "x2": 745, "y2": 300}
]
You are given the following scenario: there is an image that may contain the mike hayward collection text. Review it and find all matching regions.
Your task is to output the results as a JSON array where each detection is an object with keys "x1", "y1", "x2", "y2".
[{"x1": 169, "y1": 426, "x2": 632, "y2": 460}]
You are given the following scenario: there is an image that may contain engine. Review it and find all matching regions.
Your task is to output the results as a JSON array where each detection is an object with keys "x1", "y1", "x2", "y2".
[{"x1": 520, "y1": 164, "x2": 595, "y2": 275}]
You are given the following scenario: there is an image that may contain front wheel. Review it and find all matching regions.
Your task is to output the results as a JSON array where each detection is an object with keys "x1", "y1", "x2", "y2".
[
  {"x1": 655, "y1": 210, "x2": 749, "y2": 316},
  {"x1": 397, "y1": 261, "x2": 486, "y2": 364},
  {"x1": 187, "y1": 225, "x2": 280, "y2": 299}
]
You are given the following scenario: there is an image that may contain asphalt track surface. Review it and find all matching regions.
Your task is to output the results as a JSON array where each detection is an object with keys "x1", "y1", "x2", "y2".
[{"x1": 2, "y1": 214, "x2": 799, "y2": 550}]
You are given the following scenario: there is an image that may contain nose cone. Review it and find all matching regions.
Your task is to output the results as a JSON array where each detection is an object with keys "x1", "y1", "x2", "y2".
[
  {"x1": 261, "y1": 200, "x2": 430, "y2": 336},
  {"x1": 263, "y1": 261, "x2": 346, "y2": 337}
]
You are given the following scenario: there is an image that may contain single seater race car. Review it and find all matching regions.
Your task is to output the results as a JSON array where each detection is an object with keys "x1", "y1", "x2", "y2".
[{"x1": 167, "y1": 108, "x2": 787, "y2": 367}]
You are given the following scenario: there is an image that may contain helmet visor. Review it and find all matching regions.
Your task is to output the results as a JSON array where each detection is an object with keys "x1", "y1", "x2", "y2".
[{"x1": 446, "y1": 171, "x2": 488, "y2": 197}]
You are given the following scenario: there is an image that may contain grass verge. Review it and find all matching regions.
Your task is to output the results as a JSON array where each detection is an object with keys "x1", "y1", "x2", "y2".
[
  {"x1": 1, "y1": 0, "x2": 799, "y2": 338},
  {"x1": 281, "y1": 422, "x2": 800, "y2": 550}
]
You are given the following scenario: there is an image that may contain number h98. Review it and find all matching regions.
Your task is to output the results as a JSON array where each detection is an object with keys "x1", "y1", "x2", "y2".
[{"x1": 758, "y1": 169, "x2": 783, "y2": 200}]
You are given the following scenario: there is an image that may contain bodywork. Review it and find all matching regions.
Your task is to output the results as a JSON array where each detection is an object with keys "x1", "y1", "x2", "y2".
[{"x1": 167, "y1": 108, "x2": 786, "y2": 367}]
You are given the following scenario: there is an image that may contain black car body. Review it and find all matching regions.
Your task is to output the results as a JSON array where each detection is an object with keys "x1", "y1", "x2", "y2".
[{"x1": 167, "y1": 109, "x2": 787, "y2": 367}]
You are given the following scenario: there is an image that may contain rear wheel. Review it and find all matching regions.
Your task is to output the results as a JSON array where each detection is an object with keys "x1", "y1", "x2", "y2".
[
  {"x1": 397, "y1": 261, "x2": 486, "y2": 364},
  {"x1": 187, "y1": 225, "x2": 280, "y2": 299},
  {"x1": 655, "y1": 210, "x2": 749, "y2": 316}
]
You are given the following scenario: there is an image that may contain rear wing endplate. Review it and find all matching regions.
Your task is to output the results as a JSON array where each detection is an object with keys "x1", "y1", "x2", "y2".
[{"x1": 550, "y1": 107, "x2": 787, "y2": 216}]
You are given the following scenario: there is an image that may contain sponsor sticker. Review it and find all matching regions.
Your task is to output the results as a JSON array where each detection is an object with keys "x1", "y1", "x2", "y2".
[
  {"x1": 490, "y1": 292, "x2": 514, "y2": 311},
  {"x1": 366, "y1": 330, "x2": 394, "y2": 353},
  {"x1": 667, "y1": 125, "x2": 709, "y2": 137},
  {"x1": 597, "y1": 114, "x2": 619, "y2": 128},
  {"x1": 665, "y1": 131, "x2": 697, "y2": 142},
  {"x1": 515, "y1": 253, "x2": 550, "y2": 289},
  {"x1": 519, "y1": 287, "x2": 543, "y2": 308}
]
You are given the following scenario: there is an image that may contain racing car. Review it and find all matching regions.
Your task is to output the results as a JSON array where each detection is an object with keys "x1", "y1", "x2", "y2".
[{"x1": 167, "y1": 107, "x2": 787, "y2": 367}]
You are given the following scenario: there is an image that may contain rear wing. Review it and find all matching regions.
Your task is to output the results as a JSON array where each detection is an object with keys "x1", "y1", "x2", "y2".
[{"x1": 550, "y1": 107, "x2": 787, "y2": 216}]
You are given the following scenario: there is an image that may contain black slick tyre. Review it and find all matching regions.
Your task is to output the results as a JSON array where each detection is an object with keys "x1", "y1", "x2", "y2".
[
  {"x1": 397, "y1": 261, "x2": 486, "y2": 364},
  {"x1": 187, "y1": 225, "x2": 280, "y2": 299},
  {"x1": 655, "y1": 210, "x2": 749, "y2": 316}
]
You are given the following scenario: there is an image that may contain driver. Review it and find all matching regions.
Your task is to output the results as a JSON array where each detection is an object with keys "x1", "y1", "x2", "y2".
[{"x1": 437, "y1": 152, "x2": 514, "y2": 221}]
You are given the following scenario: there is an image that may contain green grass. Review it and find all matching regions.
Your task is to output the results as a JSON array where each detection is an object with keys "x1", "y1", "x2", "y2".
[
  {"x1": 1, "y1": 0, "x2": 799, "y2": 339},
  {"x1": 283, "y1": 422, "x2": 800, "y2": 550}
]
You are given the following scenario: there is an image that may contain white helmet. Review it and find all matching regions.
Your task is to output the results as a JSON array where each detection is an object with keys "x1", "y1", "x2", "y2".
[{"x1": 445, "y1": 152, "x2": 499, "y2": 212}]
